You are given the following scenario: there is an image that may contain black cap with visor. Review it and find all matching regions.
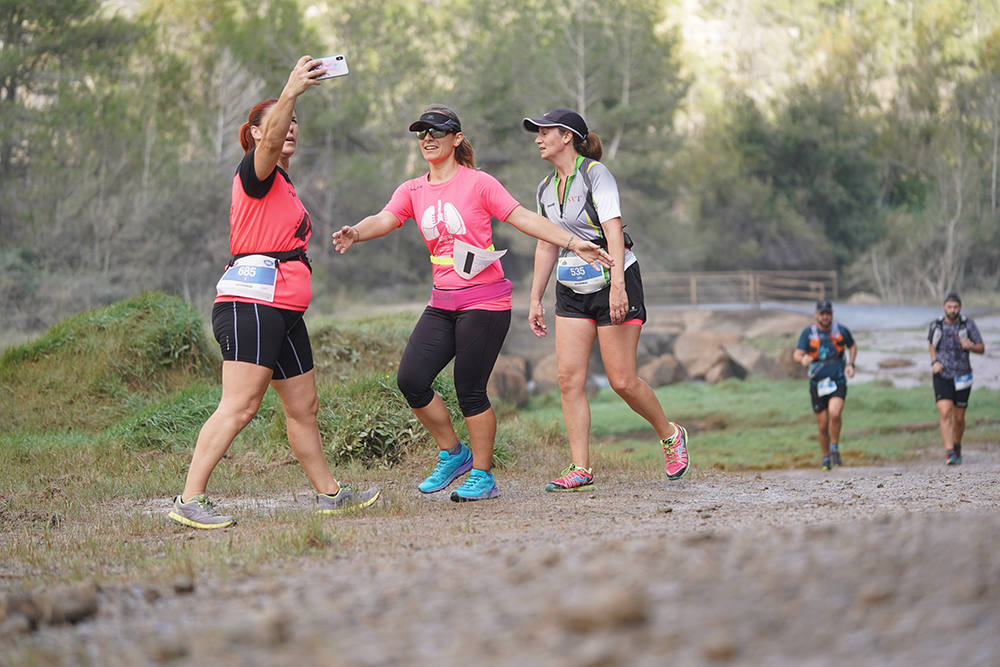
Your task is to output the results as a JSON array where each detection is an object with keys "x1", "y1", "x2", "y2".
[
  {"x1": 816, "y1": 299, "x2": 833, "y2": 313},
  {"x1": 409, "y1": 111, "x2": 462, "y2": 134},
  {"x1": 522, "y1": 108, "x2": 589, "y2": 139}
]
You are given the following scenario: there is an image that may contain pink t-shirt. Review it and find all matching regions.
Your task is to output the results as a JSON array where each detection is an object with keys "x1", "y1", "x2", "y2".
[{"x1": 384, "y1": 165, "x2": 520, "y2": 310}]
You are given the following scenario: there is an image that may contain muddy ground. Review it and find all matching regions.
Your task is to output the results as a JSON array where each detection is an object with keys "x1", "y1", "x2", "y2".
[{"x1": 4, "y1": 443, "x2": 999, "y2": 666}]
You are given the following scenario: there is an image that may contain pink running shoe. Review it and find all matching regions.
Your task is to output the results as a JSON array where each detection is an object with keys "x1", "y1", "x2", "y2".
[
  {"x1": 662, "y1": 423, "x2": 690, "y2": 480},
  {"x1": 545, "y1": 464, "x2": 595, "y2": 492}
]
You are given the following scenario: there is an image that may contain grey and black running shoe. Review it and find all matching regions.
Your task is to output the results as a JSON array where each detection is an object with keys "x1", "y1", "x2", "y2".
[
  {"x1": 168, "y1": 494, "x2": 236, "y2": 530},
  {"x1": 316, "y1": 485, "x2": 381, "y2": 514}
]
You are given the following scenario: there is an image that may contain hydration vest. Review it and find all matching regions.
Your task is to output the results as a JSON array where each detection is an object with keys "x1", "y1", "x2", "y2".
[
  {"x1": 537, "y1": 157, "x2": 632, "y2": 251},
  {"x1": 808, "y1": 322, "x2": 845, "y2": 359},
  {"x1": 929, "y1": 315, "x2": 967, "y2": 349}
]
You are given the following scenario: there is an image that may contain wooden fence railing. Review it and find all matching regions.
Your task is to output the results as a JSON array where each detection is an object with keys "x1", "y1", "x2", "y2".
[{"x1": 640, "y1": 270, "x2": 838, "y2": 305}]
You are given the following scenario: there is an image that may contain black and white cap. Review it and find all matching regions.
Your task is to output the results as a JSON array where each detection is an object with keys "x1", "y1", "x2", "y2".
[{"x1": 522, "y1": 108, "x2": 588, "y2": 139}]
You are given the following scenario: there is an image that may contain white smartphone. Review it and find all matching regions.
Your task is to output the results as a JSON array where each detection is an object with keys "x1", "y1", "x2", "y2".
[{"x1": 313, "y1": 54, "x2": 349, "y2": 80}]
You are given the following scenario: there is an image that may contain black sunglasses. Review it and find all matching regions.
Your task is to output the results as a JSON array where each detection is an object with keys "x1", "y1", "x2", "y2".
[{"x1": 416, "y1": 128, "x2": 452, "y2": 140}]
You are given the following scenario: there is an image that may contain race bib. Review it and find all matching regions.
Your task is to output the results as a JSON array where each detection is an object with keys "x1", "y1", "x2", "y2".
[
  {"x1": 557, "y1": 253, "x2": 609, "y2": 294},
  {"x1": 816, "y1": 377, "x2": 838, "y2": 397},
  {"x1": 216, "y1": 255, "x2": 277, "y2": 302},
  {"x1": 954, "y1": 373, "x2": 973, "y2": 391}
]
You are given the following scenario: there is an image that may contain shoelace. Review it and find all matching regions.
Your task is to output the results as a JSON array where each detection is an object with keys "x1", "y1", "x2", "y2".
[
  {"x1": 663, "y1": 438, "x2": 683, "y2": 464},
  {"x1": 458, "y1": 474, "x2": 487, "y2": 491},
  {"x1": 194, "y1": 496, "x2": 218, "y2": 514}
]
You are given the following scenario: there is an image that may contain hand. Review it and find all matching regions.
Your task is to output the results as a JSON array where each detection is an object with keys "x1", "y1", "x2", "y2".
[
  {"x1": 931, "y1": 360, "x2": 942, "y2": 374},
  {"x1": 799, "y1": 354, "x2": 813, "y2": 367},
  {"x1": 284, "y1": 55, "x2": 324, "y2": 98},
  {"x1": 845, "y1": 363, "x2": 855, "y2": 379},
  {"x1": 332, "y1": 225, "x2": 360, "y2": 254},
  {"x1": 609, "y1": 283, "x2": 628, "y2": 325},
  {"x1": 570, "y1": 238, "x2": 613, "y2": 268},
  {"x1": 959, "y1": 338, "x2": 973, "y2": 350},
  {"x1": 529, "y1": 301, "x2": 547, "y2": 338}
]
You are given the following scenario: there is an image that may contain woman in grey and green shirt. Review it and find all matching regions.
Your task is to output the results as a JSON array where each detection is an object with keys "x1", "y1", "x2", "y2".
[{"x1": 523, "y1": 108, "x2": 689, "y2": 491}]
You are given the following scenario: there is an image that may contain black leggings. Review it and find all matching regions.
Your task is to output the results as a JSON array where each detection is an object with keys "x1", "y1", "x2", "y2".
[{"x1": 397, "y1": 307, "x2": 511, "y2": 417}]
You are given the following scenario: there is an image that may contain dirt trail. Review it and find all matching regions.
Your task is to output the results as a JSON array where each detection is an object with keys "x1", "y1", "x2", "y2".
[{"x1": 5, "y1": 444, "x2": 1000, "y2": 666}]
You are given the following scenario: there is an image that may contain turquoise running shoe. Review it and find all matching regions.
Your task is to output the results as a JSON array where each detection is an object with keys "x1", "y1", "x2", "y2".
[
  {"x1": 450, "y1": 468, "x2": 500, "y2": 502},
  {"x1": 419, "y1": 443, "x2": 473, "y2": 493}
]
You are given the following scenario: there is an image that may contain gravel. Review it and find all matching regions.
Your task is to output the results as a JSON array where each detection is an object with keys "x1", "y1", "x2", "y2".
[{"x1": 4, "y1": 444, "x2": 999, "y2": 666}]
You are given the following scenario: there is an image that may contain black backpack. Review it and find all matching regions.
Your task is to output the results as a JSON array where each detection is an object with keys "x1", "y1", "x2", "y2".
[{"x1": 536, "y1": 157, "x2": 632, "y2": 250}]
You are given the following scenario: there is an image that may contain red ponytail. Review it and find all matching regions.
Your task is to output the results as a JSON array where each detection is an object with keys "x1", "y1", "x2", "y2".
[{"x1": 239, "y1": 98, "x2": 278, "y2": 153}]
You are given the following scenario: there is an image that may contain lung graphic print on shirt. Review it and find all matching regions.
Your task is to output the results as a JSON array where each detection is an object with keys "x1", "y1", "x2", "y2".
[{"x1": 420, "y1": 200, "x2": 466, "y2": 241}]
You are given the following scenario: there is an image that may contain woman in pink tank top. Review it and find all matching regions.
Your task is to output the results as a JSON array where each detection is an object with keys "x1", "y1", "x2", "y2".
[{"x1": 169, "y1": 57, "x2": 380, "y2": 530}]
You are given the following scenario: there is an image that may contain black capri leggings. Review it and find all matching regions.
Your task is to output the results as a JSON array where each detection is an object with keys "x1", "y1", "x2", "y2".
[{"x1": 397, "y1": 307, "x2": 511, "y2": 417}]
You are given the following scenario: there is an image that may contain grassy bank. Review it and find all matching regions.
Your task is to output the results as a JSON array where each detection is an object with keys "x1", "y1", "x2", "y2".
[{"x1": 2, "y1": 293, "x2": 998, "y2": 586}]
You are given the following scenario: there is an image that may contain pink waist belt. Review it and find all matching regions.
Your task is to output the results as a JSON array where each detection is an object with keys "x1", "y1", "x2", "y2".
[{"x1": 429, "y1": 279, "x2": 513, "y2": 311}]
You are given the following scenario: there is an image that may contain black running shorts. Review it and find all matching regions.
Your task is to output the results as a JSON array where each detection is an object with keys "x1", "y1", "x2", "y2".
[
  {"x1": 809, "y1": 381, "x2": 847, "y2": 414},
  {"x1": 555, "y1": 262, "x2": 646, "y2": 326},
  {"x1": 211, "y1": 301, "x2": 313, "y2": 380},
  {"x1": 933, "y1": 373, "x2": 971, "y2": 408}
]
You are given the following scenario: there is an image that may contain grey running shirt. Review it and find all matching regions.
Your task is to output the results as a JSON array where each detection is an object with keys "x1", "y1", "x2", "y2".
[
  {"x1": 928, "y1": 317, "x2": 982, "y2": 379},
  {"x1": 536, "y1": 157, "x2": 637, "y2": 269}
]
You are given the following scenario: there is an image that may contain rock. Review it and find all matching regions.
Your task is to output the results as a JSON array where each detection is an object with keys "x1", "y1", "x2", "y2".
[
  {"x1": 878, "y1": 358, "x2": 913, "y2": 369},
  {"x1": 172, "y1": 577, "x2": 195, "y2": 594},
  {"x1": 778, "y1": 346, "x2": 809, "y2": 379},
  {"x1": 723, "y1": 342, "x2": 787, "y2": 379},
  {"x1": 704, "y1": 359, "x2": 742, "y2": 383},
  {"x1": 41, "y1": 581, "x2": 98, "y2": 625},
  {"x1": 531, "y1": 353, "x2": 560, "y2": 395},
  {"x1": 673, "y1": 331, "x2": 740, "y2": 379},
  {"x1": 638, "y1": 354, "x2": 687, "y2": 387},
  {"x1": 487, "y1": 355, "x2": 529, "y2": 406},
  {"x1": 552, "y1": 585, "x2": 649, "y2": 632}
]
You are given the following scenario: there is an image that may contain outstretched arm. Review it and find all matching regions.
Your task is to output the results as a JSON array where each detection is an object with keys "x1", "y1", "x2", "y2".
[
  {"x1": 332, "y1": 210, "x2": 400, "y2": 254},
  {"x1": 254, "y1": 56, "x2": 322, "y2": 180},
  {"x1": 505, "y1": 205, "x2": 612, "y2": 268}
]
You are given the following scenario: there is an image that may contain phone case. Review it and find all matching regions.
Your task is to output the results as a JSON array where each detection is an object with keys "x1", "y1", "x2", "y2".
[{"x1": 315, "y1": 55, "x2": 349, "y2": 80}]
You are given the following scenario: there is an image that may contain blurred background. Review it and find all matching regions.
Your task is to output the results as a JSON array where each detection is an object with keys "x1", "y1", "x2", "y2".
[{"x1": 2, "y1": 0, "x2": 999, "y2": 341}]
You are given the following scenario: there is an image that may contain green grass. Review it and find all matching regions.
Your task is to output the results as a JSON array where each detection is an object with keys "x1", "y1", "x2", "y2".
[
  {"x1": 525, "y1": 377, "x2": 1000, "y2": 470},
  {"x1": 2, "y1": 294, "x2": 998, "y2": 587}
]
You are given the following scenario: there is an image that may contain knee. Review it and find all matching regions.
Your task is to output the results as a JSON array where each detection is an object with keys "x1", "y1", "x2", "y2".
[
  {"x1": 285, "y1": 392, "x2": 319, "y2": 422},
  {"x1": 221, "y1": 395, "x2": 263, "y2": 428},
  {"x1": 607, "y1": 372, "x2": 640, "y2": 397},
  {"x1": 457, "y1": 390, "x2": 490, "y2": 418},
  {"x1": 557, "y1": 368, "x2": 587, "y2": 395},
  {"x1": 397, "y1": 371, "x2": 433, "y2": 410}
]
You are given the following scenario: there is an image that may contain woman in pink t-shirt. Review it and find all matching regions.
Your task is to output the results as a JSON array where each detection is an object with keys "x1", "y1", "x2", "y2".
[{"x1": 333, "y1": 105, "x2": 611, "y2": 502}]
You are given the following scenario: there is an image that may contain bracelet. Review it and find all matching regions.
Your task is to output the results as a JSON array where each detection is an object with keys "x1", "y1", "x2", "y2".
[
  {"x1": 930, "y1": 360, "x2": 937, "y2": 366},
  {"x1": 565, "y1": 236, "x2": 574, "y2": 251},
  {"x1": 352, "y1": 227, "x2": 361, "y2": 242}
]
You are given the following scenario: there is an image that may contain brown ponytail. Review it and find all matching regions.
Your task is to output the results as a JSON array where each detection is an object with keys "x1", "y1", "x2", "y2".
[
  {"x1": 573, "y1": 132, "x2": 603, "y2": 161},
  {"x1": 454, "y1": 137, "x2": 476, "y2": 169},
  {"x1": 239, "y1": 98, "x2": 278, "y2": 153}
]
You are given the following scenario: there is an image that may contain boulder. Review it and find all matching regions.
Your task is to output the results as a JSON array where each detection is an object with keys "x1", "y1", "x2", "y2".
[
  {"x1": 673, "y1": 331, "x2": 741, "y2": 379},
  {"x1": 488, "y1": 355, "x2": 529, "y2": 406},
  {"x1": 778, "y1": 346, "x2": 809, "y2": 379},
  {"x1": 638, "y1": 354, "x2": 687, "y2": 387},
  {"x1": 704, "y1": 358, "x2": 744, "y2": 383},
  {"x1": 723, "y1": 342, "x2": 787, "y2": 379},
  {"x1": 531, "y1": 353, "x2": 560, "y2": 395}
]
